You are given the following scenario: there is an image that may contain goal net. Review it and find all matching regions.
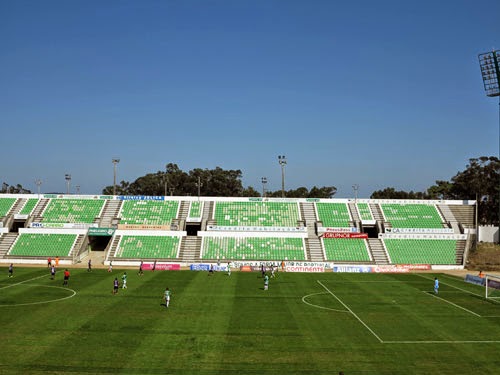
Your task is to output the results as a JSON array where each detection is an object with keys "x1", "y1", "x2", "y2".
[{"x1": 485, "y1": 274, "x2": 500, "y2": 300}]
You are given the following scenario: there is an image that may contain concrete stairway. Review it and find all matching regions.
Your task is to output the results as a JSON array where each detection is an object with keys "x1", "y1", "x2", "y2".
[
  {"x1": 0, "y1": 233, "x2": 18, "y2": 258},
  {"x1": 99, "y1": 200, "x2": 122, "y2": 227},
  {"x1": 181, "y1": 236, "x2": 201, "y2": 263},
  {"x1": 367, "y1": 238, "x2": 390, "y2": 264}
]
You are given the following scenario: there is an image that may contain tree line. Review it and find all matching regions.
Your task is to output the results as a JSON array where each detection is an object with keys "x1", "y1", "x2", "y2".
[{"x1": 2, "y1": 156, "x2": 499, "y2": 224}]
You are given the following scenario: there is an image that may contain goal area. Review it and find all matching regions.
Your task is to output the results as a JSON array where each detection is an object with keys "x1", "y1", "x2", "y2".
[{"x1": 485, "y1": 274, "x2": 500, "y2": 300}]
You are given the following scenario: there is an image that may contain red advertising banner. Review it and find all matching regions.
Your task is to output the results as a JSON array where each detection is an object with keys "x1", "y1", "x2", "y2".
[
  {"x1": 142, "y1": 263, "x2": 181, "y2": 271},
  {"x1": 322, "y1": 232, "x2": 368, "y2": 239},
  {"x1": 372, "y1": 264, "x2": 431, "y2": 273}
]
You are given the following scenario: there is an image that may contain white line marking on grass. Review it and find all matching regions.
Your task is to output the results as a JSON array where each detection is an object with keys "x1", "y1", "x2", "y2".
[
  {"x1": 423, "y1": 291, "x2": 481, "y2": 317},
  {"x1": 383, "y1": 340, "x2": 500, "y2": 344},
  {"x1": 0, "y1": 274, "x2": 47, "y2": 290},
  {"x1": 416, "y1": 274, "x2": 483, "y2": 298},
  {"x1": 317, "y1": 280, "x2": 383, "y2": 343},
  {"x1": 0, "y1": 284, "x2": 76, "y2": 307},
  {"x1": 302, "y1": 292, "x2": 350, "y2": 313}
]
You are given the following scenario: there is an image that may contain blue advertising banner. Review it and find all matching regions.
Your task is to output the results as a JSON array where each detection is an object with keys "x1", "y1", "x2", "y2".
[
  {"x1": 190, "y1": 264, "x2": 211, "y2": 271},
  {"x1": 464, "y1": 274, "x2": 485, "y2": 286},
  {"x1": 333, "y1": 266, "x2": 372, "y2": 273},
  {"x1": 118, "y1": 195, "x2": 164, "y2": 201}
]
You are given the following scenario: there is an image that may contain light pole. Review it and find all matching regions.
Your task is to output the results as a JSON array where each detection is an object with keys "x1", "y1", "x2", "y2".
[
  {"x1": 261, "y1": 177, "x2": 267, "y2": 198},
  {"x1": 76, "y1": 185, "x2": 80, "y2": 194},
  {"x1": 352, "y1": 184, "x2": 359, "y2": 203},
  {"x1": 35, "y1": 179, "x2": 42, "y2": 198},
  {"x1": 478, "y1": 50, "x2": 500, "y2": 237},
  {"x1": 278, "y1": 155, "x2": 287, "y2": 198},
  {"x1": 65, "y1": 174, "x2": 71, "y2": 195},
  {"x1": 112, "y1": 158, "x2": 120, "y2": 196},
  {"x1": 164, "y1": 165, "x2": 168, "y2": 197},
  {"x1": 196, "y1": 176, "x2": 203, "y2": 200}
]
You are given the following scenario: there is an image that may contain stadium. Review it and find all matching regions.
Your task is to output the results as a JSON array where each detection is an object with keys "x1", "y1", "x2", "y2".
[
  {"x1": 1, "y1": 194, "x2": 500, "y2": 374},
  {"x1": 0, "y1": 194, "x2": 475, "y2": 269}
]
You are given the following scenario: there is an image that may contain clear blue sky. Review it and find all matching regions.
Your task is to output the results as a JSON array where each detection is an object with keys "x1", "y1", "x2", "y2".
[{"x1": 1, "y1": 0, "x2": 499, "y2": 197}]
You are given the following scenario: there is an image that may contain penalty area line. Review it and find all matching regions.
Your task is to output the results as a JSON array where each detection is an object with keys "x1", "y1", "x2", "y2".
[
  {"x1": 301, "y1": 292, "x2": 350, "y2": 313},
  {"x1": 317, "y1": 280, "x2": 383, "y2": 343},
  {"x1": 423, "y1": 291, "x2": 481, "y2": 317},
  {"x1": 0, "y1": 274, "x2": 47, "y2": 290}
]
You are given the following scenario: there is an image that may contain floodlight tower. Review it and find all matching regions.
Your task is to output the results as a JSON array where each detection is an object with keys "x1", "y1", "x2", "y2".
[
  {"x1": 278, "y1": 155, "x2": 287, "y2": 198},
  {"x1": 164, "y1": 164, "x2": 169, "y2": 197},
  {"x1": 478, "y1": 50, "x2": 500, "y2": 234},
  {"x1": 112, "y1": 158, "x2": 120, "y2": 196},
  {"x1": 35, "y1": 179, "x2": 42, "y2": 198},
  {"x1": 261, "y1": 177, "x2": 267, "y2": 198},
  {"x1": 352, "y1": 184, "x2": 359, "y2": 203},
  {"x1": 196, "y1": 176, "x2": 203, "y2": 200},
  {"x1": 65, "y1": 174, "x2": 71, "y2": 195}
]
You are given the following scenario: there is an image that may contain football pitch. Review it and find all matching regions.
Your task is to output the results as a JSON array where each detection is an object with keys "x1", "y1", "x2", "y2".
[{"x1": 1, "y1": 267, "x2": 499, "y2": 374}]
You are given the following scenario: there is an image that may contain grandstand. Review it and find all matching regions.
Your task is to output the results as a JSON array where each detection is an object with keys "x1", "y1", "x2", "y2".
[
  {"x1": 41, "y1": 198, "x2": 105, "y2": 224},
  {"x1": 0, "y1": 195, "x2": 474, "y2": 269}
]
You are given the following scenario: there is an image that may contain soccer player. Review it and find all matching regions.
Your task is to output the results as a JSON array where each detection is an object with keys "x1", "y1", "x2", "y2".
[
  {"x1": 164, "y1": 287, "x2": 171, "y2": 308},
  {"x1": 108, "y1": 261, "x2": 113, "y2": 273},
  {"x1": 434, "y1": 277, "x2": 439, "y2": 294},
  {"x1": 138, "y1": 261, "x2": 144, "y2": 276},
  {"x1": 87, "y1": 259, "x2": 92, "y2": 272},
  {"x1": 264, "y1": 274, "x2": 269, "y2": 290},
  {"x1": 271, "y1": 265, "x2": 276, "y2": 278},
  {"x1": 113, "y1": 278, "x2": 119, "y2": 294},
  {"x1": 227, "y1": 262, "x2": 231, "y2": 276},
  {"x1": 63, "y1": 269, "x2": 70, "y2": 286},
  {"x1": 47, "y1": 257, "x2": 52, "y2": 268},
  {"x1": 50, "y1": 265, "x2": 56, "y2": 280},
  {"x1": 121, "y1": 272, "x2": 127, "y2": 289},
  {"x1": 8, "y1": 263, "x2": 13, "y2": 278}
]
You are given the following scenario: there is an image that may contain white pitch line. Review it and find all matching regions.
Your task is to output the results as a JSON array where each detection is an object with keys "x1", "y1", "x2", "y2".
[
  {"x1": 317, "y1": 280, "x2": 383, "y2": 343},
  {"x1": 0, "y1": 285, "x2": 77, "y2": 307},
  {"x1": 423, "y1": 291, "x2": 481, "y2": 317},
  {"x1": 416, "y1": 274, "x2": 483, "y2": 298},
  {"x1": 301, "y1": 292, "x2": 350, "y2": 313},
  {"x1": 0, "y1": 274, "x2": 47, "y2": 290},
  {"x1": 383, "y1": 340, "x2": 500, "y2": 344}
]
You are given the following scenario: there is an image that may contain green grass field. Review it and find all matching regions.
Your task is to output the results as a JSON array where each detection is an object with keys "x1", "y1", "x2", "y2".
[{"x1": 1, "y1": 267, "x2": 499, "y2": 374}]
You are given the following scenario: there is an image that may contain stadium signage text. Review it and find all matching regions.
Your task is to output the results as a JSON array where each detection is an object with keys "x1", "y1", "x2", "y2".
[
  {"x1": 31, "y1": 222, "x2": 98, "y2": 229},
  {"x1": 322, "y1": 232, "x2": 368, "y2": 239},
  {"x1": 286, "y1": 266, "x2": 324, "y2": 273},
  {"x1": 118, "y1": 195, "x2": 164, "y2": 201},
  {"x1": 142, "y1": 263, "x2": 180, "y2": 271},
  {"x1": 117, "y1": 224, "x2": 170, "y2": 230},
  {"x1": 190, "y1": 264, "x2": 211, "y2": 271},
  {"x1": 333, "y1": 266, "x2": 372, "y2": 273},
  {"x1": 386, "y1": 228, "x2": 454, "y2": 234},
  {"x1": 88, "y1": 227, "x2": 115, "y2": 236},
  {"x1": 320, "y1": 227, "x2": 359, "y2": 233},
  {"x1": 207, "y1": 225, "x2": 306, "y2": 233}
]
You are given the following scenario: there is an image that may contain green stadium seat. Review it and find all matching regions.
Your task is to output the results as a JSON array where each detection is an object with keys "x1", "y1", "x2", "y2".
[
  {"x1": 10, "y1": 233, "x2": 77, "y2": 257},
  {"x1": 323, "y1": 238, "x2": 371, "y2": 261},
  {"x1": 214, "y1": 201, "x2": 300, "y2": 227},
  {"x1": 116, "y1": 235, "x2": 181, "y2": 258},
  {"x1": 201, "y1": 236, "x2": 306, "y2": 260},
  {"x1": 119, "y1": 200, "x2": 179, "y2": 225},
  {"x1": 316, "y1": 203, "x2": 351, "y2": 227},
  {"x1": 384, "y1": 239, "x2": 457, "y2": 264}
]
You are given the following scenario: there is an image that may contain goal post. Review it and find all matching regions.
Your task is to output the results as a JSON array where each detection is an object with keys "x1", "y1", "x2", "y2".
[{"x1": 485, "y1": 274, "x2": 500, "y2": 300}]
